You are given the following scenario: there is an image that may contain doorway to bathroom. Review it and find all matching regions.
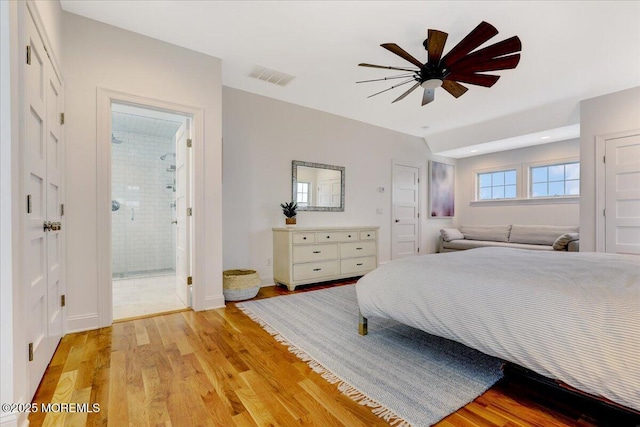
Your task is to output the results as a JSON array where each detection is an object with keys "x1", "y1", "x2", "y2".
[{"x1": 111, "y1": 102, "x2": 191, "y2": 320}]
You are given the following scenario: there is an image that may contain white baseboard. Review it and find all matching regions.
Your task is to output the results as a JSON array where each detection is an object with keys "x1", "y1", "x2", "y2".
[
  {"x1": 66, "y1": 313, "x2": 99, "y2": 334},
  {"x1": 0, "y1": 411, "x2": 27, "y2": 427},
  {"x1": 260, "y1": 277, "x2": 275, "y2": 287},
  {"x1": 0, "y1": 413, "x2": 17, "y2": 427},
  {"x1": 202, "y1": 294, "x2": 225, "y2": 310}
]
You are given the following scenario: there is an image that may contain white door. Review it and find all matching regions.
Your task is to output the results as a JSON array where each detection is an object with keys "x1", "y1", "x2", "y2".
[
  {"x1": 318, "y1": 180, "x2": 331, "y2": 206},
  {"x1": 392, "y1": 162, "x2": 421, "y2": 259},
  {"x1": 318, "y1": 179, "x2": 341, "y2": 207},
  {"x1": 24, "y1": 10, "x2": 65, "y2": 396},
  {"x1": 45, "y1": 45, "x2": 64, "y2": 353},
  {"x1": 330, "y1": 179, "x2": 341, "y2": 207},
  {"x1": 175, "y1": 120, "x2": 191, "y2": 306},
  {"x1": 605, "y1": 134, "x2": 640, "y2": 254}
]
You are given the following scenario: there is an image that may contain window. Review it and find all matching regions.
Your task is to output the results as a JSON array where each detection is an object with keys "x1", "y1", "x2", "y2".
[
  {"x1": 477, "y1": 169, "x2": 517, "y2": 200},
  {"x1": 530, "y1": 162, "x2": 579, "y2": 197},
  {"x1": 296, "y1": 182, "x2": 310, "y2": 206}
]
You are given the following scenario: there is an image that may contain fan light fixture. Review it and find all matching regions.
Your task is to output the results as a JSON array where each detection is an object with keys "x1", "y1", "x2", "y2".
[
  {"x1": 358, "y1": 21, "x2": 522, "y2": 106},
  {"x1": 421, "y1": 79, "x2": 443, "y2": 89}
]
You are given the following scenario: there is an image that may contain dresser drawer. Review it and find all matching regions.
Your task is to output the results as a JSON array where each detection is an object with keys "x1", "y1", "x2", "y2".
[
  {"x1": 359, "y1": 230, "x2": 376, "y2": 240},
  {"x1": 293, "y1": 244, "x2": 338, "y2": 263},
  {"x1": 317, "y1": 231, "x2": 358, "y2": 242},
  {"x1": 340, "y1": 240, "x2": 376, "y2": 258},
  {"x1": 293, "y1": 260, "x2": 338, "y2": 282},
  {"x1": 341, "y1": 256, "x2": 376, "y2": 275},
  {"x1": 292, "y1": 232, "x2": 316, "y2": 244}
]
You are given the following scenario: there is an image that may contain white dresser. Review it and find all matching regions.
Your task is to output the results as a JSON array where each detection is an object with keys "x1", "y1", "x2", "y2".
[{"x1": 272, "y1": 226, "x2": 379, "y2": 290}]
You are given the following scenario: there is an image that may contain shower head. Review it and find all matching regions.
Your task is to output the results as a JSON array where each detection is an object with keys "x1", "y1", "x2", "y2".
[
  {"x1": 111, "y1": 134, "x2": 123, "y2": 144},
  {"x1": 160, "y1": 153, "x2": 175, "y2": 161}
]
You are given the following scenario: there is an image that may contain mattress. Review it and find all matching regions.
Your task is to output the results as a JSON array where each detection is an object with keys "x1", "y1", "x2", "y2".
[{"x1": 356, "y1": 247, "x2": 640, "y2": 411}]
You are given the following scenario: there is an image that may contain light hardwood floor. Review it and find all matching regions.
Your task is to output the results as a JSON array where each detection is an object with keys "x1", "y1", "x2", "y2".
[{"x1": 30, "y1": 283, "x2": 604, "y2": 427}]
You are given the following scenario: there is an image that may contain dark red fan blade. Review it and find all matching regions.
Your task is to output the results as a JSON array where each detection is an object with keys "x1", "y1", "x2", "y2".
[
  {"x1": 358, "y1": 63, "x2": 419, "y2": 73},
  {"x1": 441, "y1": 80, "x2": 469, "y2": 98},
  {"x1": 446, "y1": 73, "x2": 500, "y2": 87},
  {"x1": 452, "y1": 54, "x2": 520, "y2": 74},
  {"x1": 422, "y1": 88, "x2": 435, "y2": 105},
  {"x1": 392, "y1": 82, "x2": 421, "y2": 103},
  {"x1": 427, "y1": 30, "x2": 448, "y2": 65},
  {"x1": 381, "y1": 43, "x2": 425, "y2": 68},
  {"x1": 447, "y1": 36, "x2": 522, "y2": 70},
  {"x1": 440, "y1": 21, "x2": 498, "y2": 68}
]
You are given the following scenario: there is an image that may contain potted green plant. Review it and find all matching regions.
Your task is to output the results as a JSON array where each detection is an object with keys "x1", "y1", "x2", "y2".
[{"x1": 280, "y1": 201, "x2": 298, "y2": 226}]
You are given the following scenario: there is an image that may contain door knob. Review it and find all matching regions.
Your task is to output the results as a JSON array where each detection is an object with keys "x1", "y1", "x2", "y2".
[
  {"x1": 43, "y1": 221, "x2": 52, "y2": 232},
  {"x1": 395, "y1": 219, "x2": 400, "y2": 223}
]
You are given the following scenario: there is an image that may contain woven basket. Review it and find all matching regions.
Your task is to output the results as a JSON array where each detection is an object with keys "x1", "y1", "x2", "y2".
[{"x1": 223, "y1": 269, "x2": 261, "y2": 301}]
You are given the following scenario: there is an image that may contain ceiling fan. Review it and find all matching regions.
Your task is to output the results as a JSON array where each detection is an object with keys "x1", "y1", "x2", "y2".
[{"x1": 358, "y1": 21, "x2": 522, "y2": 106}]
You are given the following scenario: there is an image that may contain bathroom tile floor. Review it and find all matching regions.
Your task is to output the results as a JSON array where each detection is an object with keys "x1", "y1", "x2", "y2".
[{"x1": 112, "y1": 274, "x2": 187, "y2": 320}]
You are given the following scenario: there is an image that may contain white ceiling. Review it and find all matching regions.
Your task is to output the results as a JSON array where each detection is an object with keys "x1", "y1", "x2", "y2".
[{"x1": 60, "y1": 1, "x2": 640, "y2": 155}]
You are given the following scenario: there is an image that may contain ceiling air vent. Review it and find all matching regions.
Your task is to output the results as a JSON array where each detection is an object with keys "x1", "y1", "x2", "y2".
[{"x1": 248, "y1": 65, "x2": 295, "y2": 87}]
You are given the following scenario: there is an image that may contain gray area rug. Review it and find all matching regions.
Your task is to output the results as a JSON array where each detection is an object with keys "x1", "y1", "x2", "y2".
[{"x1": 237, "y1": 285, "x2": 503, "y2": 426}]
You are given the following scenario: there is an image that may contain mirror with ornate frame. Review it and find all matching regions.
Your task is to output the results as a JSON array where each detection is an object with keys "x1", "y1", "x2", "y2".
[{"x1": 292, "y1": 160, "x2": 345, "y2": 212}]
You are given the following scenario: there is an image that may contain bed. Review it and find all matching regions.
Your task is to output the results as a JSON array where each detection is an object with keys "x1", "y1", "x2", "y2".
[{"x1": 355, "y1": 247, "x2": 640, "y2": 413}]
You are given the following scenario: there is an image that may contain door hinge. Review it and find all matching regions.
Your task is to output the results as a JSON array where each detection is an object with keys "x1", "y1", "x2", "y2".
[
  {"x1": 417, "y1": 212, "x2": 420, "y2": 218},
  {"x1": 418, "y1": 247, "x2": 420, "y2": 253},
  {"x1": 60, "y1": 113, "x2": 65, "y2": 125},
  {"x1": 28, "y1": 343, "x2": 34, "y2": 361},
  {"x1": 603, "y1": 156, "x2": 606, "y2": 163},
  {"x1": 187, "y1": 207, "x2": 192, "y2": 216},
  {"x1": 417, "y1": 178, "x2": 420, "y2": 183},
  {"x1": 60, "y1": 203, "x2": 64, "y2": 216},
  {"x1": 187, "y1": 276, "x2": 193, "y2": 285},
  {"x1": 186, "y1": 138, "x2": 192, "y2": 148},
  {"x1": 61, "y1": 295, "x2": 66, "y2": 307},
  {"x1": 26, "y1": 45, "x2": 31, "y2": 65},
  {"x1": 27, "y1": 194, "x2": 32, "y2": 214},
  {"x1": 603, "y1": 209, "x2": 606, "y2": 217}
]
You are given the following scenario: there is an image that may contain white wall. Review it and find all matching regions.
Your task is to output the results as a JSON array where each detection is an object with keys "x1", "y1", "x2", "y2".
[
  {"x1": 455, "y1": 139, "x2": 580, "y2": 226},
  {"x1": 580, "y1": 86, "x2": 640, "y2": 251},
  {"x1": 426, "y1": 99, "x2": 580, "y2": 154},
  {"x1": 222, "y1": 87, "x2": 453, "y2": 283},
  {"x1": 62, "y1": 12, "x2": 223, "y2": 331}
]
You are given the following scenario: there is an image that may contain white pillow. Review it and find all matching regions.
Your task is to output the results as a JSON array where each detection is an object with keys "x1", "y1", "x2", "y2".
[
  {"x1": 553, "y1": 233, "x2": 580, "y2": 250},
  {"x1": 440, "y1": 228, "x2": 464, "y2": 242}
]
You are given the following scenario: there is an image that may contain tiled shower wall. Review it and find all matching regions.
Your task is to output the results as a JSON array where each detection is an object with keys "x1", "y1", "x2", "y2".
[{"x1": 112, "y1": 130, "x2": 177, "y2": 276}]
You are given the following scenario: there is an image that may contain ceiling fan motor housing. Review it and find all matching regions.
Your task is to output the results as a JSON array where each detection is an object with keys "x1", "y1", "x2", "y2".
[{"x1": 420, "y1": 63, "x2": 444, "y2": 88}]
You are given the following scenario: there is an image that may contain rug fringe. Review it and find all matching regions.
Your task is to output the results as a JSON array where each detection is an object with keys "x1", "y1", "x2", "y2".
[{"x1": 237, "y1": 305, "x2": 412, "y2": 427}]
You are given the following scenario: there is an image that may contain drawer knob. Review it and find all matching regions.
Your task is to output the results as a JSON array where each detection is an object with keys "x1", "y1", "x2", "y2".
[
  {"x1": 326, "y1": 236, "x2": 330, "y2": 239},
  {"x1": 356, "y1": 263, "x2": 363, "y2": 266},
  {"x1": 313, "y1": 268, "x2": 322, "y2": 271},
  {"x1": 356, "y1": 247, "x2": 363, "y2": 250},
  {"x1": 313, "y1": 250, "x2": 321, "y2": 254},
  {"x1": 303, "y1": 237, "x2": 307, "y2": 240},
  {"x1": 348, "y1": 234, "x2": 352, "y2": 237},
  {"x1": 367, "y1": 234, "x2": 371, "y2": 237}
]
